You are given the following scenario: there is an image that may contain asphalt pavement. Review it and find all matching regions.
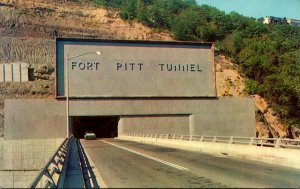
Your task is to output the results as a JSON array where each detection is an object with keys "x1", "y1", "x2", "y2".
[{"x1": 80, "y1": 138, "x2": 300, "y2": 188}]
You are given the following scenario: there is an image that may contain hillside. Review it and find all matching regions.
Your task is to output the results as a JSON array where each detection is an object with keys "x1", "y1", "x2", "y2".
[
  {"x1": 215, "y1": 55, "x2": 300, "y2": 138},
  {"x1": 0, "y1": 0, "x2": 299, "y2": 139}
]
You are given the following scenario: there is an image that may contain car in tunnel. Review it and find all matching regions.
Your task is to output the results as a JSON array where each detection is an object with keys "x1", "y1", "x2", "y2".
[{"x1": 84, "y1": 131, "x2": 96, "y2": 140}]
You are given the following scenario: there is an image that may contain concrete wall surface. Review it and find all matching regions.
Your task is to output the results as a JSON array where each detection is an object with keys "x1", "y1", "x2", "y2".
[
  {"x1": 119, "y1": 115, "x2": 190, "y2": 135},
  {"x1": 5, "y1": 97, "x2": 255, "y2": 139},
  {"x1": 57, "y1": 40, "x2": 215, "y2": 97},
  {"x1": 0, "y1": 138, "x2": 64, "y2": 188},
  {"x1": 118, "y1": 136, "x2": 300, "y2": 170},
  {"x1": 0, "y1": 171, "x2": 37, "y2": 188},
  {"x1": 0, "y1": 138, "x2": 64, "y2": 170},
  {"x1": 5, "y1": 100, "x2": 67, "y2": 139}
]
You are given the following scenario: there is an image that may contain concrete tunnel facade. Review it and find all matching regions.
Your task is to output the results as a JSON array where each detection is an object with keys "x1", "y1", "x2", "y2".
[{"x1": 4, "y1": 38, "x2": 255, "y2": 139}]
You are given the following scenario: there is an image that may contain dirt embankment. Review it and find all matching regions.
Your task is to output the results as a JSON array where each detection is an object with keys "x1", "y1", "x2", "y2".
[{"x1": 0, "y1": 0, "x2": 172, "y2": 40}]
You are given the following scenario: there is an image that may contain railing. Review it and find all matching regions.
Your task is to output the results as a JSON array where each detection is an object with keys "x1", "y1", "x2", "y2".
[
  {"x1": 121, "y1": 133, "x2": 300, "y2": 149},
  {"x1": 29, "y1": 135, "x2": 73, "y2": 188},
  {"x1": 77, "y1": 140, "x2": 99, "y2": 188}
]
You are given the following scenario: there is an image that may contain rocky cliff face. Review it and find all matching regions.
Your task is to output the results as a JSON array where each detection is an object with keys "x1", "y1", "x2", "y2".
[{"x1": 254, "y1": 95, "x2": 300, "y2": 139}]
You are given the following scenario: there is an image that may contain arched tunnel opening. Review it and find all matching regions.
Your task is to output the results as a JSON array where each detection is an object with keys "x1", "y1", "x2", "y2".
[{"x1": 70, "y1": 116, "x2": 120, "y2": 139}]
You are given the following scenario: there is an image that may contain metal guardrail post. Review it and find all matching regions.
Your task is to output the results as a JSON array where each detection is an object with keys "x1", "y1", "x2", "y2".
[
  {"x1": 200, "y1": 136, "x2": 204, "y2": 142},
  {"x1": 275, "y1": 138, "x2": 281, "y2": 148},
  {"x1": 249, "y1": 137, "x2": 254, "y2": 145}
]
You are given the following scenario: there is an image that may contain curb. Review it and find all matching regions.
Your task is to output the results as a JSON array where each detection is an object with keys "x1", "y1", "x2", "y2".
[{"x1": 117, "y1": 136, "x2": 300, "y2": 170}]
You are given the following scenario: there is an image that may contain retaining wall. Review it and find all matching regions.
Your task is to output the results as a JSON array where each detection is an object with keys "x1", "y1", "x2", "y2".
[{"x1": 0, "y1": 138, "x2": 64, "y2": 188}]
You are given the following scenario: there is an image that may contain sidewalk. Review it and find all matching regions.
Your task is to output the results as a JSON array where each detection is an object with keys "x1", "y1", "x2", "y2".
[{"x1": 117, "y1": 136, "x2": 300, "y2": 170}]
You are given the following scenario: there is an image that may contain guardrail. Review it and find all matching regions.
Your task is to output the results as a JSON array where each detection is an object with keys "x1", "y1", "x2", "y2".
[
  {"x1": 121, "y1": 133, "x2": 300, "y2": 149},
  {"x1": 29, "y1": 135, "x2": 73, "y2": 188}
]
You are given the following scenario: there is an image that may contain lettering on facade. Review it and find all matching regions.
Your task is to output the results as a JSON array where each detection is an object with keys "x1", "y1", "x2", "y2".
[
  {"x1": 71, "y1": 62, "x2": 100, "y2": 70},
  {"x1": 158, "y1": 63, "x2": 202, "y2": 72},
  {"x1": 116, "y1": 62, "x2": 144, "y2": 71},
  {"x1": 71, "y1": 61, "x2": 203, "y2": 72}
]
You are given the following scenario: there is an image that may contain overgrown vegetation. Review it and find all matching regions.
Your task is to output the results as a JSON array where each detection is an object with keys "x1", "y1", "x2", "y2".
[{"x1": 92, "y1": 0, "x2": 300, "y2": 127}]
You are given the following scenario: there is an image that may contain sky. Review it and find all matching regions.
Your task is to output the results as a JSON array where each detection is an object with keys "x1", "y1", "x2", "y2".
[{"x1": 196, "y1": 0, "x2": 300, "y2": 20}]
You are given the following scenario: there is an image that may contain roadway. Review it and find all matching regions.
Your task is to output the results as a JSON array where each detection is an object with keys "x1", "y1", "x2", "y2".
[{"x1": 81, "y1": 138, "x2": 300, "y2": 188}]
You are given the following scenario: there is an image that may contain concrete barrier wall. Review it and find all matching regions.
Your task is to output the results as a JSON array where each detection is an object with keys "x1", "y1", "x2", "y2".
[
  {"x1": 0, "y1": 63, "x2": 28, "y2": 82},
  {"x1": 5, "y1": 97, "x2": 255, "y2": 139}
]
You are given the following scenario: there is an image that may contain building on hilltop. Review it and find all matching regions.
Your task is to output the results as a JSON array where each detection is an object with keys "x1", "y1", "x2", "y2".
[
  {"x1": 262, "y1": 16, "x2": 300, "y2": 27},
  {"x1": 263, "y1": 16, "x2": 287, "y2": 24},
  {"x1": 287, "y1": 18, "x2": 300, "y2": 27}
]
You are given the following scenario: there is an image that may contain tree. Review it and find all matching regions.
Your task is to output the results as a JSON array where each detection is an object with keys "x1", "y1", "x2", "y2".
[
  {"x1": 196, "y1": 23, "x2": 217, "y2": 42},
  {"x1": 120, "y1": 0, "x2": 137, "y2": 20},
  {"x1": 228, "y1": 11, "x2": 252, "y2": 31},
  {"x1": 172, "y1": 8, "x2": 204, "y2": 40},
  {"x1": 136, "y1": 0, "x2": 149, "y2": 23}
]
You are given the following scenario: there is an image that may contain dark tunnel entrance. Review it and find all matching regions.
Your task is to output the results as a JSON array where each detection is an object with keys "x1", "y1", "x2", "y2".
[{"x1": 70, "y1": 116, "x2": 120, "y2": 139}]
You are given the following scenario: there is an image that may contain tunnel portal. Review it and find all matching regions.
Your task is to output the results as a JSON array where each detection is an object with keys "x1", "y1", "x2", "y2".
[{"x1": 71, "y1": 116, "x2": 119, "y2": 139}]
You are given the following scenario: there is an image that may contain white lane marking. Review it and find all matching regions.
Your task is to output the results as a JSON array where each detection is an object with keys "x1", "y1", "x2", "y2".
[{"x1": 99, "y1": 140, "x2": 189, "y2": 171}]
